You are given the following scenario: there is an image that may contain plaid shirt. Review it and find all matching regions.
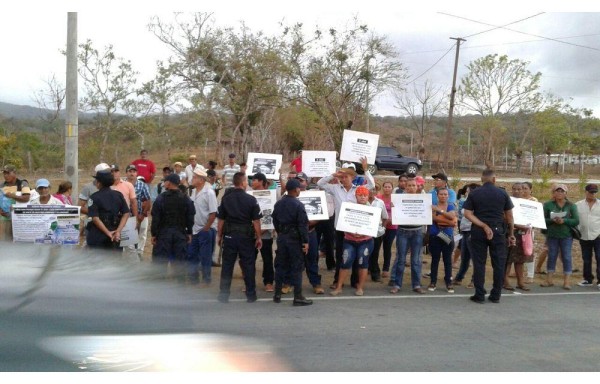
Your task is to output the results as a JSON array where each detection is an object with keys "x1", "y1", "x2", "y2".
[{"x1": 134, "y1": 179, "x2": 151, "y2": 215}]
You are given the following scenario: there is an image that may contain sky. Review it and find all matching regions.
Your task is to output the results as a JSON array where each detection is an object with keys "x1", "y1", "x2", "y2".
[{"x1": 2, "y1": 0, "x2": 599, "y2": 117}]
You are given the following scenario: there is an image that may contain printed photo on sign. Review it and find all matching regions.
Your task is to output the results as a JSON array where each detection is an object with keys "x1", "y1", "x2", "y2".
[
  {"x1": 247, "y1": 152, "x2": 283, "y2": 180},
  {"x1": 511, "y1": 197, "x2": 546, "y2": 229},
  {"x1": 247, "y1": 189, "x2": 277, "y2": 230},
  {"x1": 391, "y1": 193, "x2": 432, "y2": 225},
  {"x1": 298, "y1": 190, "x2": 329, "y2": 221},
  {"x1": 339, "y1": 129, "x2": 379, "y2": 164},
  {"x1": 335, "y1": 201, "x2": 382, "y2": 237},
  {"x1": 301, "y1": 151, "x2": 337, "y2": 178},
  {"x1": 119, "y1": 217, "x2": 140, "y2": 247}
]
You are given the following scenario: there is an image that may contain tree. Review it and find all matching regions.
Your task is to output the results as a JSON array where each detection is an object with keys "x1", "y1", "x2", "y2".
[
  {"x1": 77, "y1": 39, "x2": 139, "y2": 161},
  {"x1": 458, "y1": 54, "x2": 542, "y2": 165},
  {"x1": 32, "y1": 74, "x2": 66, "y2": 140},
  {"x1": 149, "y1": 13, "x2": 289, "y2": 160},
  {"x1": 393, "y1": 80, "x2": 448, "y2": 158},
  {"x1": 281, "y1": 19, "x2": 406, "y2": 149}
]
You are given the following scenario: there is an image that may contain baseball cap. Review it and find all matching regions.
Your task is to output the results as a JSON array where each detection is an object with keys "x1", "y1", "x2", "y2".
[
  {"x1": 585, "y1": 183, "x2": 598, "y2": 193},
  {"x1": 110, "y1": 164, "x2": 120, "y2": 171},
  {"x1": 415, "y1": 176, "x2": 426, "y2": 186},
  {"x1": 125, "y1": 164, "x2": 137, "y2": 172},
  {"x1": 228, "y1": 153, "x2": 236, "y2": 159},
  {"x1": 285, "y1": 178, "x2": 301, "y2": 191},
  {"x1": 193, "y1": 168, "x2": 208, "y2": 178},
  {"x1": 342, "y1": 162, "x2": 356, "y2": 170},
  {"x1": 36, "y1": 178, "x2": 50, "y2": 189},
  {"x1": 165, "y1": 173, "x2": 180, "y2": 185},
  {"x1": 173, "y1": 161, "x2": 183, "y2": 167},
  {"x1": 2, "y1": 164, "x2": 16, "y2": 173},
  {"x1": 295, "y1": 172, "x2": 309, "y2": 181},
  {"x1": 94, "y1": 163, "x2": 110, "y2": 173},
  {"x1": 552, "y1": 184, "x2": 568, "y2": 192},
  {"x1": 431, "y1": 172, "x2": 448, "y2": 182}
]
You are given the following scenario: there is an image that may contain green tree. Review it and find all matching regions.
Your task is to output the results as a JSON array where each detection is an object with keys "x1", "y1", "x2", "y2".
[
  {"x1": 77, "y1": 39, "x2": 139, "y2": 161},
  {"x1": 281, "y1": 19, "x2": 406, "y2": 149},
  {"x1": 458, "y1": 54, "x2": 542, "y2": 165}
]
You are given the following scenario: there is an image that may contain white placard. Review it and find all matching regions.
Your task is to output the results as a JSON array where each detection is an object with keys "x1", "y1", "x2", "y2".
[
  {"x1": 335, "y1": 202, "x2": 382, "y2": 237},
  {"x1": 298, "y1": 190, "x2": 329, "y2": 221},
  {"x1": 301, "y1": 150, "x2": 337, "y2": 178},
  {"x1": 339, "y1": 129, "x2": 379, "y2": 164},
  {"x1": 247, "y1": 189, "x2": 277, "y2": 230},
  {"x1": 119, "y1": 216, "x2": 139, "y2": 247},
  {"x1": 247, "y1": 152, "x2": 283, "y2": 180},
  {"x1": 12, "y1": 205, "x2": 81, "y2": 244},
  {"x1": 391, "y1": 193, "x2": 433, "y2": 225},
  {"x1": 511, "y1": 197, "x2": 547, "y2": 230}
]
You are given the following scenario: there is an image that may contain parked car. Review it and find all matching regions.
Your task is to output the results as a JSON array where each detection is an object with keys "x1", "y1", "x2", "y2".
[{"x1": 368, "y1": 146, "x2": 422, "y2": 175}]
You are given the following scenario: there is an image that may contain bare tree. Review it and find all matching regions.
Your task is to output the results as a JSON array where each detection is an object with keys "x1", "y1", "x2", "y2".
[
  {"x1": 393, "y1": 80, "x2": 447, "y2": 158},
  {"x1": 32, "y1": 74, "x2": 66, "y2": 139}
]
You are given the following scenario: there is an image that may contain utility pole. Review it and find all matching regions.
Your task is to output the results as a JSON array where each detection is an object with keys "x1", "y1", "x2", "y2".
[
  {"x1": 65, "y1": 13, "x2": 78, "y2": 196},
  {"x1": 442, "y1": 37, "x2": 465, "y2": 171}
]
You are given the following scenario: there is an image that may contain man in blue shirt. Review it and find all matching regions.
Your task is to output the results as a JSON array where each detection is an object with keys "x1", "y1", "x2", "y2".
[{"x1": 429, "y1": 172, "x2": 457, "y2": 206}]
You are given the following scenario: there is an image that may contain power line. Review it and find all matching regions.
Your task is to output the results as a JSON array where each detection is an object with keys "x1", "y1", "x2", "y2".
[
  {"x1": 402, "y1": 33, "x2": 600, "y2": 55},
  {"x1": 405, "y1": 43, "x2": 456, "y2": 85},
  {"x1": 461, "y1": 12, "x2": 545, "y2": 39},
  {"x1": 439, "y1": 12, "x2": 600, "y2": 52}
]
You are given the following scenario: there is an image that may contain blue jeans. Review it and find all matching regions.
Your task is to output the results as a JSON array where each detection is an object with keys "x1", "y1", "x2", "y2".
[
  {"x1": 455, "y1": 232, "x2": 472, "y2": 282},
  {"x1": 341, "y1": 239, "x2": 374, "y2": 269},
  {"x1": 393, "y1": 228, "x2": 423, "y2": 289},
  {"x1": 546, "y1": 237, "x2": 573, "y2": 274},
  {"x1": 188, "y1": 229, "x2": 216, "y2": 284},
  {"x1": 579, "y1": 238, "x2": 600, "y2": 283},
  {"x1": 429, "y1": 234, "x2": 454, "y2": 286}
]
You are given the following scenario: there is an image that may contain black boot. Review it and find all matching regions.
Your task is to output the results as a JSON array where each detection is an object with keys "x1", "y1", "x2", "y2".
[
  {"x1": 293, "y1": 294, "x2": 313, "y2": 306},
  {"x1": 273, "y1": 287, "x2": 282, "y2": 303}
]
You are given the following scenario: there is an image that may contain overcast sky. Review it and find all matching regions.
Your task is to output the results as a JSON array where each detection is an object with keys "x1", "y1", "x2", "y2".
[{"x1": 2, "y1": 1, "x2": 599, "y2": 117}]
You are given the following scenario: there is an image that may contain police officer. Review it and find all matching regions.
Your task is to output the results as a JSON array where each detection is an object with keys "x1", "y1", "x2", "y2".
[
  {"x1": 86, "y1": 170, "x2": 130, "y2": 251},
  {"x1": 217, "y1": 172, "x2": 263, "y2": 303},
  {"x1": 151, "y1": 173, "x2": 195, "y2": 280},
  {"x1": 272, "y1": 179, "x2": 313, "y2": 306},
  {"x1": 463, "y1": 169, "x2": 516, "y2": 304}
]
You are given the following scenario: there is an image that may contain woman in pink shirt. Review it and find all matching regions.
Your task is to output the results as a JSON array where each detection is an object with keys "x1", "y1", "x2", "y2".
[{"x1": 52, "y1": 181, "x2": 73, "y2": 205}]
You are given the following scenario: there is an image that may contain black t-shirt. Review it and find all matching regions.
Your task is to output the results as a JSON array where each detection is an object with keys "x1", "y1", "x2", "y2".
[
  {"x1": 217, "y1": 188, "x2": 262, "y2": 225},
  {"x1": 463, "y1": 182, "x2": 513, "y2": 226}
]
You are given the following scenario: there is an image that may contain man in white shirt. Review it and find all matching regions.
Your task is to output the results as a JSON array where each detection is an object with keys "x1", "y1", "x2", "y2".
[
  {"x1": 185, "y1": 155, "x2": 206, "y2": 195},
  {"x1": 221, "y1": 153, "x2": 241, "y2": 190},
  {"x1": 188, "y1": 168, "x2": 218, "y2": 286},
  {"x1": 576, "y1": 183, "x2": 600, "y2": 288},
  {"x1": 317, "y1": 157, "x2": 375, "y2": 288}
]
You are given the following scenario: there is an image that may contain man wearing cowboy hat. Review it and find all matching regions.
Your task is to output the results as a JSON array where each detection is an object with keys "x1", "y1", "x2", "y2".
[{"x1": 317, "y1": 157, "x2": 375, "y2": 289}]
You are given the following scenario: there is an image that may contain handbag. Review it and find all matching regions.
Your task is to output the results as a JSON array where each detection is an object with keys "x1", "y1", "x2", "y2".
[
  {"x1": 521, "y1": 228, "x2": 533, "y2": 256},
  {"x1": 569, "y1": 226, "x2": 582, "y2": 240}
]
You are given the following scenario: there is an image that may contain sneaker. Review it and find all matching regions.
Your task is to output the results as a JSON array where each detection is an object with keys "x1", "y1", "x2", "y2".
[
  {"x1": 281, "y1": 285, "x2": 291, "y2": 294},
  {"x1": 427, "y1": 283, "x2": 436, "y2": 292},
  {"x1": 447, "y1": 285, "x2": 455, "y2": 293},
  {"x1": 453, "y1": 279, "x2": 462, "y2": 286},
  {"x1": 577, "y1": 280, "x2": 593, "y2": 287},
  {"x1": 412, "y1": 287, "x2": 425, "y2": 294},
  {"x1": 467, "y1": 282, "x2": 474, "y2": 289},
  {"x1": 265, "y1": 283, "x2": 274, "y2": 292},
  {"x1": 423, "y1": 273, "x2": 431, "y2": 279},
  {"x1": 313, "y1": 285, "x2": 325, "y2": 294}
]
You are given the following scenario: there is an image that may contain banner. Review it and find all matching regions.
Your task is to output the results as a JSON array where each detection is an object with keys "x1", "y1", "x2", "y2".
[
  {"x1": 335, "y1": 202, "x2": 382, "y2": 237},
  {"x1": 12, "y1": 205, "x2": 80, "y2": 244},
  {"x1": 511, "y1": 197, "x2": 547, "y2": 229},
  {"x1": 301, "y1": 151, "x2": 337, "y2": 178},
  {"x1": 391, "y1": 193, "x2": 432, "y2": 225},
  {"x1": 246, "y1": 152, "x2": 283, "y2": 180},
  {"x1": 247, "y1": 189, "x2": 277, "y2": 230},
  {"x1": 119, "y1": 217, "x2": 139, "y2": 247},
  {"x1": 339, "y1": 129, "x2": 379, "y2": 164},
  {"x1": 298, "y1": 190, "x2": 329, "y2": 221}
]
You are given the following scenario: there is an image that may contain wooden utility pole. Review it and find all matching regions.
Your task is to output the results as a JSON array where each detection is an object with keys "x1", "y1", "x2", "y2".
[
  {"x1": 65, "y1": 13, "x2": 78, "y2": 195},
  {"x1": 443, "y1": 37, "x2": 465, "y2": 170}
]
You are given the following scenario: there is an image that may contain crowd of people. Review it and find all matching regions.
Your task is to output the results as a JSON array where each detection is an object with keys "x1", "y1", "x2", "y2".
[{"x1": 1, "y1": 148, "x2": 600, "y2": 306}]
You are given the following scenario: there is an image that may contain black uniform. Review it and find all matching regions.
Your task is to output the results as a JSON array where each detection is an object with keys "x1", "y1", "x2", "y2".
[
  {"x1": 217, "y1": 188, "x2": 262, "y2": 302},
  {"x1": 87, "y1": 187, "x2": 130, "y2": 250},
  {"x1": 272, "y1": 194, "x2": 310, "y2": 299},
  {"x1": 151, "y1": 188, "x2": 195, "y2": 278},
  {"x1": 463, "y1": 181, "x2": 514, "y2": 302}
]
